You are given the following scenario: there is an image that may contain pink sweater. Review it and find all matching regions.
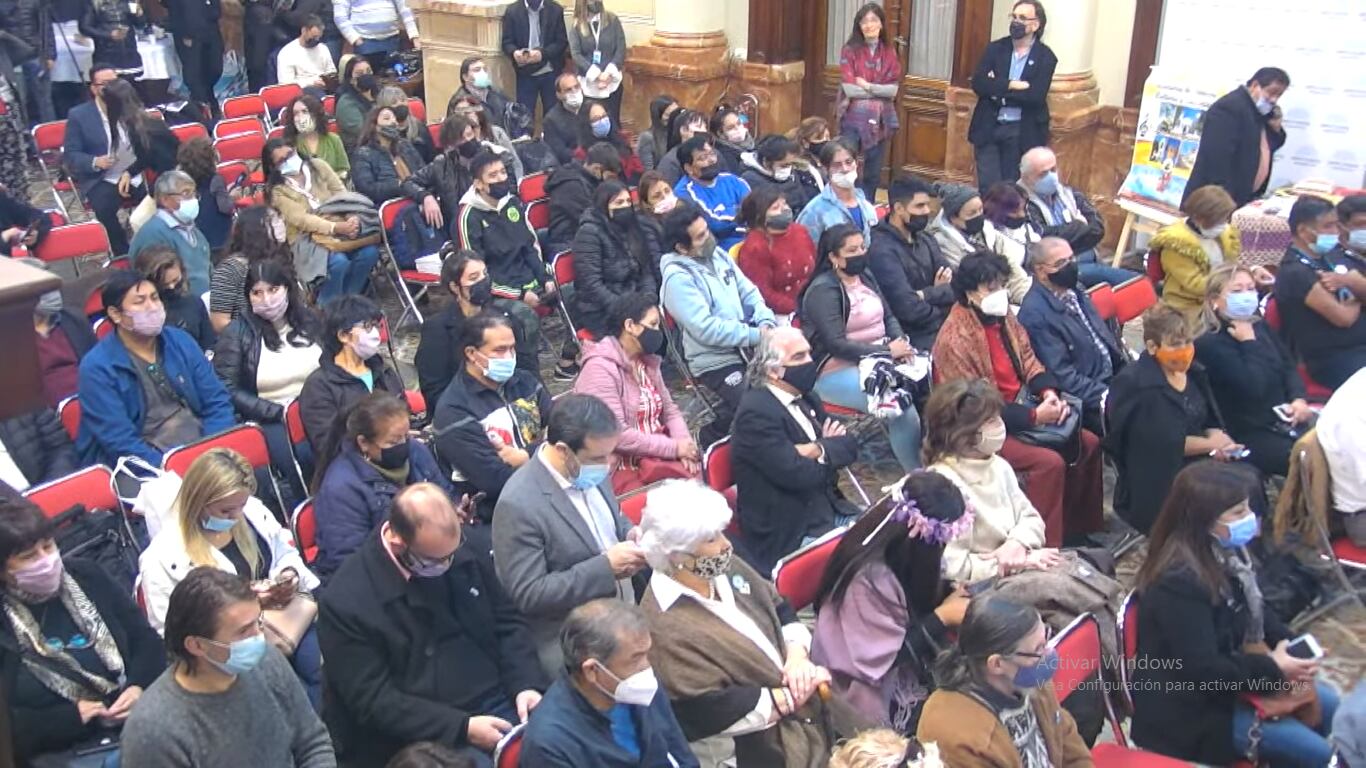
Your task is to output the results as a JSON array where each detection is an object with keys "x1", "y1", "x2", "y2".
[{"x1": 572, "y1": 337, "x2": 690, "y2": 459}]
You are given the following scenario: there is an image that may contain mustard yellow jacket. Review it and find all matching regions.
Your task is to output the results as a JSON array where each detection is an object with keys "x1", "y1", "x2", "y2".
[{"x1": 1153, "y1": 219, "x2": 1242, "y2": 315}]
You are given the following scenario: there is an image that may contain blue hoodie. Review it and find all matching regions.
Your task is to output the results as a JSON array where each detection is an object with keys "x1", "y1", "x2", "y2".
[
  {"x1": 675, "y1": 172, "x2": 751, "y2": 251},
  {"x1": 660, "y1": 246, "x2": 776, "y2": 375},
  {"x1": 797, "y1": 182, "x2": 878, "y2": 245}
]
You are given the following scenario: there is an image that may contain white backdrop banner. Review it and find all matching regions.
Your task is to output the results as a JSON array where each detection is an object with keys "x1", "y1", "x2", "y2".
[{"x1": 1156, "y1": 0, "x2": 1366, "y2": 190}]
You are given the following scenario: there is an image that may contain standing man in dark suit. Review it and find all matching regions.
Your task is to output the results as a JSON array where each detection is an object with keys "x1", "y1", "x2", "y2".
[
  {"x1": 492, "y1": 393, "x2": 646, "y2": 678},
  {"x1": 1183, "y1": 67, "x2": 1290, "y2": 207},
  {"x1": 967, "y1": 0, "x2": 1056, "y2": 190},
  {"x1": 164, "y1": 0, "x2": 222, "y2": 116},
  {"x1": 318, "y1": 483, "x2": 547, "y2": 768},
  {"x1": 731, "y1": 327, "x2": 862, "y2": 574},
  {"x1": 62, "y1": 63, "x2": 142, "y2": 256},
  {"x1": 502, "y1": 0, "x2": 568, "y2": 127}
]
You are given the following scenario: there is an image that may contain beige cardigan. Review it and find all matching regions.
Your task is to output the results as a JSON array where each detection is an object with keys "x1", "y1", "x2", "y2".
[
  {"x1": 930, "y1": 455, "x2": 1047, "y2": 583},
  {"x1": 269, "y1": 158, "x2": 348, "y2": 245}
]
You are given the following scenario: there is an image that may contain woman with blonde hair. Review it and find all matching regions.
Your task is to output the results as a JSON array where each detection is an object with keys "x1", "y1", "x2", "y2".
[
  {"x1": 137, "y1": 448, "x2": 322, "y2": 704},
  {"x1": 829, "y1": 729, "x2": 942, "y2": 768},
  {"x1": 568, "y1": 0, "x2": 627, "y2": 126},
  {"x1": 1194, "y1": 263, "x2": 1311, "y2": 477}
]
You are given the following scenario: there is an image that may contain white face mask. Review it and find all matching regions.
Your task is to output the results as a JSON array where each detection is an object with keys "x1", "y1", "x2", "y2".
[
  {"x1": 351, "y1": 327, "x2": 382, "y2": 359},
  {"x1": 978, "y1": 288, "x2": 1009, "y2": 317},
  {"x1": 724, "y1": 125, "x2": 748, "y2": 144},
  {"x1": 976, "y1": 417, "x2": 1007, "y2": 456},
  {"x1": 772, "y1": 166, "x2": 793, "y2": 182},
  {"x1": 596, "y1": 663, "x2": 659, "y2": 707},
  {"x1": 831, "y1": 170, "x2": 858, "y2": 189},
  {"x1": 1202, "y1": 223, "x2": 1227, "y2": 240},
  {"x1": 564, "y1": 90, "x2": 583, "y2": 111}
]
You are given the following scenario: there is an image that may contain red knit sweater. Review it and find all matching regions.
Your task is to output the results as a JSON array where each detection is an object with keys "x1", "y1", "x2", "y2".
[{"x1": 736, "y1": 224, "x2": 816, "y2": 316}]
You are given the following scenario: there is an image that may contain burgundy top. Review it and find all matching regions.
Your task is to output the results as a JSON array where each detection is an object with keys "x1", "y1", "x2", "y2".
[{"x1": 35, "y1": 325, "x2": 80, "y2": 408}]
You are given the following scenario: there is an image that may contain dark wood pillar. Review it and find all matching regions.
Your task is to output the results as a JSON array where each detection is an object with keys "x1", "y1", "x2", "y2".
[
  {"x1": 748, "y1": 0, "x2": 805, "y2": 65},
  {"x1": 1125, "y1": 0, "x2": 1165, "y2": 108},
  {"x1": 951, "y1": 0, "x2": 993, "y2": 89},
  {"x1": 0, "y1": 261, "x2": 61, "y2": 421}
]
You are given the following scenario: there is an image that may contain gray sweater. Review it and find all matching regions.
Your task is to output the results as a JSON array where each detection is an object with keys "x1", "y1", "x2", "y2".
[{"x1": 120, "y1": 647, "x2": 336, "y2": 768}]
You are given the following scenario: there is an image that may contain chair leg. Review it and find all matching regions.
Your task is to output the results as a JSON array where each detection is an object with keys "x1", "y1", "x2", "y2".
[{"x1": 842, "y1": 467, "x2": 872, "y2": 508}]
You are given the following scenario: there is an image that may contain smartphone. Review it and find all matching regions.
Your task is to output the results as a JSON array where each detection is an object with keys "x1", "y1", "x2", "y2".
[
  {"x1": 74, "y1": 737, "x2": 119, "y2": 756},
  {"x1": 1286, "y1": 633, "x2": 1324, "y2": 660},
  {"x1": 1273, "y1": 404, "x2": 1295, "y2": 423}
]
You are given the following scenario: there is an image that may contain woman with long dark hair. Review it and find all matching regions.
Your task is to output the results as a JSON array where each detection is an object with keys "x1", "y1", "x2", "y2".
[
  {"x1": 213, "y1": 259, "x2": 322, "y2": 505},
  {"x1": 573, "y1": 99, "x2": 643, "y2": 183},
  {"x1": 1131, "y1": 461, "x2": 1337, "y2": 766},
  {"x1": 569, "y1": 179, "x2": 658, "y2": 337},
  {"x1": 134, "y1": 244, "x2": 216, "y2": 351},
  {"x1": 837, "y1": 3, "x2": 902, "y2": 200},
  {"x1": 636, "y1": 95, "x2": 678, "y2": 171},
  {"x1": 284, "y1": 93, "x2": 350, "y2": 180},
  {"x1": 209, "y1": 206, "x2": 293, "y2": 331},
  {"x1": 710, "y1": 105, "x2": 752, "y2": 177},
  {"x1": 100, "y1": 78, "x2": 180, "y2": 204},
  {"x1": 812, "y1": 471, "x2": 973, "y2": 732},
  {"x1": 350, "y1": 105, "x2": 426, "y2": 205},
  {"x1": 917, "y1": 594, "x2": 1090, "y2": 766}
]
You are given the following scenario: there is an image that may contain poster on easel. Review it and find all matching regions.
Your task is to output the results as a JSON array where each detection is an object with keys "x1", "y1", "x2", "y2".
[{"x1": 1117, "y1": 68, "x2": 1222, "y2": 212}]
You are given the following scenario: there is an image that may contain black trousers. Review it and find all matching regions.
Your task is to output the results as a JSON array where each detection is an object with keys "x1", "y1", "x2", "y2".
[
  {"x1": 85, "y1": 180, "x2": 143, "y2": 257},
  {"x1": 175, "y1": 32, "x2": 225, "y2": 109},
  {"x1": 242, "y1": 5, "x2": 279, "y2": 91},
  {"x1": 696, "y1": 362, "x2": 747, "y2": 449},
  {"x1": 973, "y1": 121, "x2": 1023, "y2": 192}
]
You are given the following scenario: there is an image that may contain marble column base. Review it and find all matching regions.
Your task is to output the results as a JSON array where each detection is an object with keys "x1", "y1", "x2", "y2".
[
  {"x1": 412, "y1": 0, "x2": 517, "y2": 124},
  {"x1": 623, "y1": 31, "x2": 730, "y2": 133}
]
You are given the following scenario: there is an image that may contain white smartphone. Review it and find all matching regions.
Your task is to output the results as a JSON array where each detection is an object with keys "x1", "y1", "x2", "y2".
[
  {"x1": 1286, "y1": 633, "x2": 1324, "y2": 660},
  {"x1": 1273, "y1": 404, "x2": 1295, "y2": 423}
]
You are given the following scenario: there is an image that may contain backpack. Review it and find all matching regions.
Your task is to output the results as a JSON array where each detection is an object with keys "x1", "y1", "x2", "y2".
[
  {"x1": 389, "y1": 201, "x2": 447, "y2": 270},
  {"x1": 52, "y1": 505, "x2": 146, "y2": 593}
]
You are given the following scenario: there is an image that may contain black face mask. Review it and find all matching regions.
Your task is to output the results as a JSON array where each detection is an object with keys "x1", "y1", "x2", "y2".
[
  {"x1": 609, "y1": 207, "x2": 637, "y2": 228},
  {"x1": 586, "y1": 0, "x2": 603, "y2": 12},
  {"x1": 375, "y1": 440, "x2": 410, "y2": 470},
  {"x1": 457, "y1": 139, "x2": 481, "y2": 159},
  {"x1": 1049, "y1": 262, "x2": 1079, "y2": 290},
  {"x1": 486, "y1": 179, "x2": 513, "y2": 199},
  {"x1": 904, "y1": 212, "x2": 930, "y2": 234},
  {"x1": 379, "y1": 125, "x2": 403, "y2": 141},
  {"x1": 781, "y1": 360, "x2": 820, "y2": 394},
  {"x1": 466, "y1": 277, "x2": 493, "y2": 306},
  {"x1": 1009, "y1": 20, "x2": 1029, "y2": 39},
  {"x1": 393, "y1": 105, "x2": 410, "y2": 122},
  {"x1": 842, "y1": 255, "x2": 869, "y2": 275},
  {"x1": 356, "y1": 73, "x2": 378, "y2": 94},
  {"x1": 962, "y1": 214, "x2": 986, "y2": 235},
  {"x1": 637, "y1": 326, "x2": 666, "y2": 356},
  {"x1": 697, "y1": 164, "x2": 720, "y2": 182},
  {"x1": 1003, "y1": 214, "x2": 1028, "y2": 229},
  {"x1": 303, "y1": 36, "x2": 322, "y2": 48},
  {"x1": 808, "y1": 140, "x2": 828, "y2": 159},
  {"x1": 158, "y1": 283, "x2": 183, "y2": 301}
]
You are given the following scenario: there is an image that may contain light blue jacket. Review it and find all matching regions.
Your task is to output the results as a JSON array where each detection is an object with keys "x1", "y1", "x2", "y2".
[
  {"x1": 797, "y1": 183, "x2": 877, "y2": 246},
  {"x1": 660, "y1": 248, "x2": 776, "y2": 375},
  {"x1": 128, "y1": 211, "x2": 211, "y2": 297}
]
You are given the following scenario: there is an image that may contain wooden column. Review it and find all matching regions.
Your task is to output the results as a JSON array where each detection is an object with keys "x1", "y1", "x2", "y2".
[{"x1": 0, "y1": 261, "x2": 62, "y2": 422}]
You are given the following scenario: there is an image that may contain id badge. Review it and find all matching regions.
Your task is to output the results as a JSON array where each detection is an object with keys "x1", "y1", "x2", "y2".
[{"x1": 593, "y1": 50, "x2": 602, "y2": 66}]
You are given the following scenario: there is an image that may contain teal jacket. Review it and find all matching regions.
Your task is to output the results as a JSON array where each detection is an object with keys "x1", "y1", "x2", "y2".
[{"x1": 129, "y1": 211, "x2": 212, "y2": 297}]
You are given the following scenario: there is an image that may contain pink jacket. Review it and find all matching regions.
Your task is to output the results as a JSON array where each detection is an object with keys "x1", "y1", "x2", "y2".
[{"x1": 573, "y1": 337, "x2": 690, "y2": 460}]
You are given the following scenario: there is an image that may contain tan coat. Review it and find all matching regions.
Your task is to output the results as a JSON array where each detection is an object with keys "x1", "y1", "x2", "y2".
[
  {"x1": 1274, "y1": 428, "x2": 1333, "y2": 544},
  {"x1": 917, "y1": 686, "x2": 1093, "y2": 768},
  {"x1": 268, "y1": 158, "x2": 348, "y2": 245}
]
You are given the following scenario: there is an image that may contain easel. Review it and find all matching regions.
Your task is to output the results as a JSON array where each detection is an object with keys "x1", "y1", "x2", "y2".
[{"x1": 1111, "y1": 197, "x2": 1181, "y2": 266}]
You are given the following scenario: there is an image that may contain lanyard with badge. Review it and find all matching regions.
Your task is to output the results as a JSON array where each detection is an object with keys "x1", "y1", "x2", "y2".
[{"x1": 1294, "y1": 247, "x2": 1355, "y2": 303}]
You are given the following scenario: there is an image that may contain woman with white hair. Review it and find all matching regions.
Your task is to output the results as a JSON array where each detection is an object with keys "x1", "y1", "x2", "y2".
[{"x1": 638, "y1": 480, "x2": 834, "y2": 767}]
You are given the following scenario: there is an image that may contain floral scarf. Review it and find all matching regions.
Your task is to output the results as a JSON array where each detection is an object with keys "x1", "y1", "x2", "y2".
[
  {"x1": 837, "y1": 41, "x2": 902, "y2": 148},
  {"x1": 3, "y1": 572, "x2": 125, "y2": 703}
]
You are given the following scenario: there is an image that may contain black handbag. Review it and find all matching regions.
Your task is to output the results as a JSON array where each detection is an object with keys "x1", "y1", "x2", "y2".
[{"x1": 1012, "y1": 389, "x2": 1085, "y2": 462}]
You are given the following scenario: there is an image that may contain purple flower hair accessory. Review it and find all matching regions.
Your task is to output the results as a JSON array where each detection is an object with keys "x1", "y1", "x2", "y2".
[{"x1": 862, "y1": 497, "x2": 976, "y2": 547}]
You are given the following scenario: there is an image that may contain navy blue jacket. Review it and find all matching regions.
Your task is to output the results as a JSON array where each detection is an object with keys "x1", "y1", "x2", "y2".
[
  {"x1": 311, "y1": 440, "x2": 452, "y2": 580},
  {"x1": 1017, "y1": 281, "x2": 1125, "y2": 411},
  {"x1": 62, "y1": 101, "x2": 114, "y2": 197},
  {"x1": 521, "y1": 675, "x2": 699, "y2": 768},
  {"x1": 75, "y1": 326, "x2": 236, "y2": 466}
]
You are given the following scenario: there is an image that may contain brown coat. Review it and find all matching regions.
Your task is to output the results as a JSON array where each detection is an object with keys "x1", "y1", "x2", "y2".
[
  {"x1": 917, "y1": 686, "x2": 1093, "y2": 768},
  {"x1": 1274, "y1": 429, "x2": 1333, "y2": 544},
  {"x1": 268, "y1": 158, "x2": 349, "y2": 244},
  {"x1": 932, "y1": 303, "x2": 1047, "y2": 387}
]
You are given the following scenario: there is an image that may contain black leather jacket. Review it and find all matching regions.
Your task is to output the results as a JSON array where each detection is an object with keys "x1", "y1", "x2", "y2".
[
  {"x1": 799, "y1": 269, "x2": 904, "y2": 367},
  {"x1": 400, "y1": 151, "x2": 474, "y2": 229},
  {"x1": 4, "y1": 0, "x2": 55, "y2": 61},
  {"x1": 212, "y1": 317, "x2": 322, "y2": 424},
  {"x1": 80, "y1": 0, "x2": 144, "y2": 68}
]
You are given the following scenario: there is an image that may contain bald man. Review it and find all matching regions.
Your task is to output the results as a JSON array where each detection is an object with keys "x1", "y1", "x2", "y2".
[
  {"x1": 1017, "y1": 147, "x2": 1136, "y2": 288},
  {"x1": 318, "y1": 483, "x2": 547, "y2": 768},
  {"x1": 1017, "y1": 237, "x2": 1126, "y2": 434},
  {"x1": 729, "y1": 327, "x2": 863, "y2": 573}
]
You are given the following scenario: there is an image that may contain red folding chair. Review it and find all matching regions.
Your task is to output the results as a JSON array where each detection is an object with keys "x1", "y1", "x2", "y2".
[
  {"x1": 34, "y1": 222, "x2": 113, "y2": 275},
  {"x1": 216, "y1": 160, "x2": 263, "y2": 208},
  {"x1": 1087, "y1": 283, "x2": 1117, "y2": 321},
  {"x1": 658, "y1": 306, "x2": 721, "y2": 421},
  {"x1": 213, "y1": 115, "x2": 265, "y2": 141},
  {"x1": 1112, "y1": 275, "x2": 1159, "y2": 325},
  {"x1": 260, "y1": 83, "x2": 303, "y2": 118},
  {"x1": 1144, "y1": 249, "x2": 1166, "y2": 284},
  {"x1": 377, "y1": 197, "x2": 440, "y2": 329},
  {"x1": 428, "y1": 122, "x2": 443, "y2": 148},
  {"x1": 215, "y1": 132, "x2": 267, "y2": 166},
  {"x1": 57, "y1": 396, "x2": 81, "y2": 441},
  {"x1": 550, "y1": 251, "x2": 593, "y2": 342},
  {"x1": 493, "y1": 723, "x2": 526, "y2": 768},
  {"x1": 703, "y1": 436, "x2": 739, "y2": 514},
  {"x1": 171, "y1": 122, "x2": 210, "y2": 144},
  {"x1": 23, "y1": 465, "x2": 119, "y2": 519},
  {"x1": 322, "y1": 95, "x2": 336, "y2": 116},
  {"x1": 618, "y1": 489, "x2": 648, "y2": 525},
  {"x1": 291, "y1": 498, "x2": 318, "y2": 564},
  {"x1": 525, "y1": 199, "x2": 549, "y2": 232},
  {"x1": 518, "y1": 171, "x2": 550, "y2": 203},
  {"x1": 162, "y1": 424, "x2": 285, "y2": 513},
  {"x1": 874, "y1": 203, "x2": 889, "y2": 221},
  {"x1": 32, "y1": 120, "x2": 77, "y2": 217},
  {"x1": 771, "y1": 526, "x2": 847, "y2": 611},
  {"x1": 404, "y1": 390, "x2": 427, "y2": 419},
  {"x1": 1117, "y1": 590, "x2": 1139, "y2": 715},
  {"x1": 267, "y1": 125, "x2": 285, "y2": 141},
  {"x1": 222, "y1": 94, "x2": 268, "y2": 123},
  {"x1": 93, "y1": 316, "x2": 114, "y2": 339},
  {"x1": 407, "y1": 97, "x2": 426, "y2": 124}
]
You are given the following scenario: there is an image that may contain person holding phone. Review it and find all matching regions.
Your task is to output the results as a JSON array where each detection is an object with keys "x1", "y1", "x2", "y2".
[
  {"x1": 1131, "y1": 461, "x2": 1339, "y2": 766},
  {"x1": 501, "y1": 0, "x2": 568, "y2": 127}
]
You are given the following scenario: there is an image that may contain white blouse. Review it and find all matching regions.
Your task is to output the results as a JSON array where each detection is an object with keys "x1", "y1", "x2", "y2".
[{"x1": 256, "y1": 326, "x2": 322, "y2": 407}]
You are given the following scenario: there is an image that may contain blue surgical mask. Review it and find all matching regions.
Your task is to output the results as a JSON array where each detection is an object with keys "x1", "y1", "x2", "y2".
[
  {"x1": 279, "y1": 154, "x2": 303, "y2": 176},
  {"x1": 1011, "y1": 647, "x2": 1059, "y2": 689},
  {"x1": 1314, "y1": 233, "x2": 1339, "y2": 255},
  {"x1": 201, "y1": 514, "x2": 237, "y2": 533},
  {"x1": 1255, "y1": 96, "x2": 1274, "y2": 116},
  {"x1": 572, "y1": 462, "x2": 611, "y2": 491},
  {"x1": 1224, "y1": 289, "x2": 1259, "y2": 320},
  {"x1": 591, "y1": 117, "x2": 612, "y2": 138},
  {"x1": 175, "y1": 198, "x2": 200, "y2": 224},
  {"x1": 1216, "y1": 512, "x2": 1259, "y2": 549},
  {"x1": 472, "y1": 70, "x2": 492, "y2": 89},
  {"x1": 1034, "y1": 171, "x2": 1059, "y2": 197},
  {"x1": 482, "y1": 353, "x2": 517, "y2": 383},
  {"x1": 204, "y1": 633, "x2": 267, "y2": 676}
]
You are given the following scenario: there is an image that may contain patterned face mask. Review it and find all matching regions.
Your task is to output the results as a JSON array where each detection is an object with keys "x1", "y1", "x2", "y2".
[{"x1": 685, "y1": 545, "x2": 733, "y2": 579}]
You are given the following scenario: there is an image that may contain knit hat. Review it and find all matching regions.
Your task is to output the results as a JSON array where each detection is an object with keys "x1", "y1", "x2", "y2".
[{"x1": 936, "y1": 182, "x2": 979, "y2": 218}]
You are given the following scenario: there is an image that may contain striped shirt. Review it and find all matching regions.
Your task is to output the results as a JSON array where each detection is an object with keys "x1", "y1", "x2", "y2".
[{"x1": 335, "y1": 0, "x2": 419, "y2": 45}]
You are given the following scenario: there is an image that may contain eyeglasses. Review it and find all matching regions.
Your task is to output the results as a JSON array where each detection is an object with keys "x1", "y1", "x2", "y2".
[
  {"x1": 1007, "y1": 626, "x2": 1053, "y2": 659},
  {"x1": 1009, "y1": 12, "x2": 1036, "y2": 22},
  {"x1": 44, "y1": 633, "x2": 93, "y2": 652},
  {"x1": 353, "y1": 320, "x2": 380, "y2": 333}
]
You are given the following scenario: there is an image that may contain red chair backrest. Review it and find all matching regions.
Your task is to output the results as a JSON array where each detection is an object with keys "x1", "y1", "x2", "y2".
[
  {"x1": 875, "y1": 203, "x2": 889, "y2": 221},
  {"x1": 216, "y1": 160, "x2": 251, "y2": 190},
  {"x1": 619, "y1": 492, "x2": 647, "y2": 525},
  {"x1": 493, "y1": 723, "x2": 525, "y2": 768},
  {"x1": 23, "y1": 465, "x2": 118, "y2": 519},
  {"x1": 525, "y1": 200, "x2": 549, "y2": 231},
  {"x1": 35, "y1": 222, "x2": 112, "y2": 266},
  {"x1": 285, "y1": 400, "x2": 308, "y2": 446},
  {"x1": 1120, "y1": 590, "x2": 1139, "y2": 666},
  {"x1": 1087, "y1": 283, "x2": 1117, "y2": 321},
  {"x1": 222, "y1": 95, "x2": 267, "y2": 120},
  {"x1": 772, "y1": 527, "x2": 846, "y2": 610},
  {"x1": 553, "y1": 251, "x2": 575, "y2": 287},
  {"x1": 267, "y1": 125, "x2": 285, "y2": 141},
  {"x1": 428, "y1": 122, "x2": 442, "y2": 147},
  {"x1": 47, "y1": 209, "x2": 69, "y2": 228},
  {"x1": 32, "y1": 120, "x2": 67, "y2": 153},
  {"x1": 1264, "y1": 296, "x2": 1282, "y2": 332},
  {"x1": 322, "y1": 95, "x2": 336, "y2": 115},
  {"x1": 215, "y1": 133, "x2": 267, "y2": 164},
  {"x1": 519, "y1": 171, "x2": 550, "y2": 203},
  {"x1": 171, "y1": 122, "x2": 210, "y2": 144},
  {"x1": 214, "y1": 116, "x2": 265, "y2": 140},
  {"x1": 1144, "y1": 248, "x2": 1165, "y2": 283},
  {"x1": 405, "y1": 390, "x2": 427, "y2": 417},
  {"x1": 260, "y1": 83, "x2": 302, "y2": 114},
  {"x1": 381, "y1": 198, "x2": 412, "y2": 232},
  {"x1": 58, "y1": 396, "x2": 81, "y2": 441},
  {"x1": 1049, "y1": 613, "x2": 1102, "y2": 704},
  {"x1": 703, "y1": 438, "x2": 734, "y2": 494},
  {"x1": 292, "y1": 498, "x2": 318, "y2": 564},
  {"x1": 1113, "y1": 276, "x2": 1159, "y2": 325},
  {"x1": 163, "y1": 424, "x2": 272, "y2": 476},
  {"x1": 407, "y1": 97, "x2": 426, "y2": 124},
  {"x1": 93, "y1": 316, "x2": 114, "y2": 339}
]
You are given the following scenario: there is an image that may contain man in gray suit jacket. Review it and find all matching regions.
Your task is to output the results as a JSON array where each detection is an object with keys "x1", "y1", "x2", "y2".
[{"x1": 492, "y1": 393, "x2": 648, "y2": 677}]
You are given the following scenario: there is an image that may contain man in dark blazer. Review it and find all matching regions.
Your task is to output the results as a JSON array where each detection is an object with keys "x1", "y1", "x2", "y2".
[
  {"x1": 501, "y1": 0, "x2": 568, "y2": 126},
  {"x1": 1017, "y1": 237, "x2": 1126, "y2": 436},
  {"x1": 967, "y1": 0, "x2": 1057, "y2": 190},
  {"x1": 1184, "y1": 67, "x2": 1290, "y2": 207},
  {"x1": 318, "y1": 483, "x2": 547, "y2": 768},
  {"x1": 492, "y1": 393, "x2": 646, "y2": 679},
  {"x1": 163, "y1": 0, "x2": 223, "y2": 114},
  {"x1": 63, "y1": 63, "x2": 143, "y2": 256},
  {"x1": 731, "y1": 327, "x2": 861, "y2": 574}
]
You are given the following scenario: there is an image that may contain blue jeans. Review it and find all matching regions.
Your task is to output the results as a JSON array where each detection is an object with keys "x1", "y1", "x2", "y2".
[
  {"x1": 317, "y1": 245, "x2": 381, "y2": 304},
  {"x1": 291, "y1": 624, "x2": 323, "y2": 712},
  {"x1": 354, "y1": 35, "x2": 400, "y2": 69},
  {"x1": 514, "y1": 69, "x2": 557, "y2": 139},
  {"x1": 1231, "y1": 680, "x2": 1339, "y2": 767},
  {"x1": 813, "y1": 365, "x2": 922, "y2": 473},
  {"x1": 1076, "y1": 247, "x2": 1140, "y2": 288},
  {"x1": 21, "y1": 59, "x2": 56, "y2": 124}
]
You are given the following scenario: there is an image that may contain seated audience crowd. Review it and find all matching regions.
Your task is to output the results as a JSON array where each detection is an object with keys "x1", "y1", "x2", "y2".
[{"x1": 5, "y1": 26, "x2": 1363, "y2": 767}]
